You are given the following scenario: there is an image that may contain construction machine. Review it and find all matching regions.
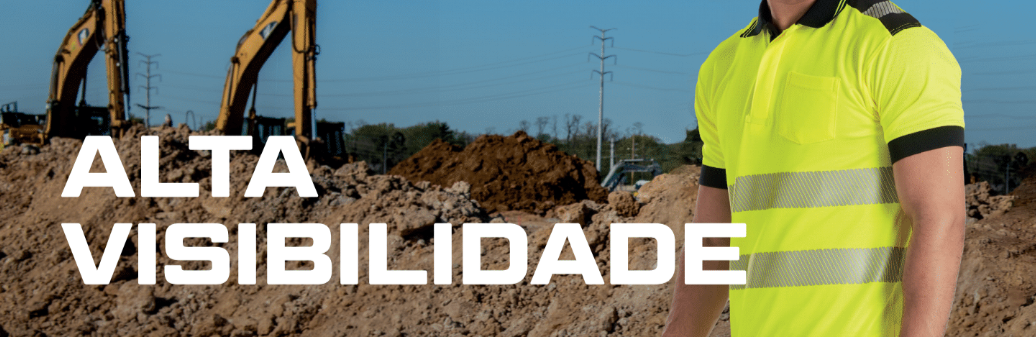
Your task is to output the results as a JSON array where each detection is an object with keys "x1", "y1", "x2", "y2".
[
  {"x1": 0, "y1": 102, "x2": 46, "y2": 150},
  {"x1": 43, "y1": 0, "x2": 131, "y2": 142},
  {"x1": 601, "y1": 159, "x2": 663, "y2": 193},
  {"x1": 215, "y1": 0, "x2": 344, "y2": 161}
]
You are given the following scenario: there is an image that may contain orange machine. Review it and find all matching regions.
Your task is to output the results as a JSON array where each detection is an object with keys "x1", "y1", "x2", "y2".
[
  {"x1": 44, "y1": 0, "x2": 130, "y2": 141},
  {"x1": 214, "y1": 0, "x2": 338, "y2": 159}
]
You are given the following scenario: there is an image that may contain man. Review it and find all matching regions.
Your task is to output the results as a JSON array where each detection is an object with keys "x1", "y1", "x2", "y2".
[{"x1": 663, "y1": 0, "x2": 965, "y2": 336}]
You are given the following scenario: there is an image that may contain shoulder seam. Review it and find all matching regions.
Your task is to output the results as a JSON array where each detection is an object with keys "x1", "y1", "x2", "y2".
[{"x1": 847, "y1": 0, "x2": 920, "y2": 36}]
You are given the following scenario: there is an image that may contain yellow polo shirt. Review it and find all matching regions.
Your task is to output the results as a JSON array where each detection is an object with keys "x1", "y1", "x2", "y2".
[{"x1": 695, "y1": 0, "x2": 964, "y2": 335}]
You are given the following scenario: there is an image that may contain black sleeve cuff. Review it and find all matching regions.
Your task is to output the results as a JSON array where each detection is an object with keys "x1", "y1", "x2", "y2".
[
  {"x1": 700, "y1": 165, "x2": 728, "y2": 189},
  {"x1": 887, "y1": 125, "x2": 964, "y2": 163}
]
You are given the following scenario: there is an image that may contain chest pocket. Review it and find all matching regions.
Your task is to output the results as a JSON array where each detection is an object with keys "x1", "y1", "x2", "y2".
[{"x1": 777, "y1": 71, "x2": 839, "y2": 144}]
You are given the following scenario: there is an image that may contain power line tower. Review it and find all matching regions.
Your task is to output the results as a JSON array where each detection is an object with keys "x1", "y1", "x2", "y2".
[
  {"x1": 589, "y1": 26, "x2": 616, "y2": 172},
  {"x1": 136, "y1": 53, "x2": 161, "y2": 127}
]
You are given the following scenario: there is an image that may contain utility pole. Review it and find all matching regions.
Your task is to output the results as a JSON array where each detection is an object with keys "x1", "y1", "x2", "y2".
[
  {"x1": 610, "y1": 137, "x2": 615, "y2": 169},
  {"x1": 589, "y1": 26, "x2": 616, "y2": 172},
  {"x1": 383, "y1": 141, "x2": 388, "y2": 174},
  {"x1": 135, "y1": 53, "x2": 161, "y2": 128},
  {"x1": 631, "y1": 134, "x2": 636, "y2": 160}
]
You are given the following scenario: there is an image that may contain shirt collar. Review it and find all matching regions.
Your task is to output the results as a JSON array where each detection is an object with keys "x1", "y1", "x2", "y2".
[{"x1": 744, "y1": 0, "x2": 846, "y2": 38}]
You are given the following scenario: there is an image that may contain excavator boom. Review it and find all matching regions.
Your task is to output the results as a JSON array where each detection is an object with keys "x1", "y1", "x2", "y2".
[
  {"x1": 215, "y1": 0, "x2": 318, "y2": 143},
  {"x1": 44, "y1": 0, "x2": 129, "y2": 140}
]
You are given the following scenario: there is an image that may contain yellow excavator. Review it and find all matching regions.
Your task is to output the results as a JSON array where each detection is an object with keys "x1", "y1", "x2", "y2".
[
  {"x1": 2, "y1": 0, "x2": 129, "y2": 148},
  {"x1": 45, "y1": 0, "x2": 131, "y2": 141},
  {"x1": 215, "y1": 0, "x2": 344, "y2": 161}
]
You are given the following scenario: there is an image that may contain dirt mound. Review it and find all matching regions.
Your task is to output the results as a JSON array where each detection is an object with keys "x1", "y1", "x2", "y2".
[
  {"x1": 668, "y1": 164, "x2": 702, "y2": 177},
  {"x1": 1010, "y1": 167, "x2": 1036, "y2": 209},
  {"x1": 967, "y1": 182, "x2": 1016, "y2": 219},
  {"x1": 948, "y1": 176, "x2": 1036, "y2": 337},
  {"x1": 0, "y1": 125, "x2": 712, "y2": 336},
  {"x1": 0, "y1": 125, "x2": 487, "y2": 336},
  {"x1": 389, "y1": 131, "x2": 608, "y2": 214}
]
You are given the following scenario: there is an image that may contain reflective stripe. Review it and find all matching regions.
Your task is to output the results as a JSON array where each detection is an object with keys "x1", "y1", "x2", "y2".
[
  {"x1": 728, "y1": 167, "x2": 898, "y2": 213},
  {"x1": 861, "y1": 1, "x2": 904, "y2": 19},
  {"x1": 730, "y1": 247, "x2": 905, "y2": 290}
]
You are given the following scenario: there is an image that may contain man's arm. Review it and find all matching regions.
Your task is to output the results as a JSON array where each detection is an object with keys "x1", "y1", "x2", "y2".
[
  {"x1": 662, "y1": 185, "x2": 732, "y2": 337},
  {"x1": 893, "y1": 146, "x2": 965, "y2": 337}
]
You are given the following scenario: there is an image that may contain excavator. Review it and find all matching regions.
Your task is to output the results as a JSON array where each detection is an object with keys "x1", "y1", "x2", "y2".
[
  {"x1": 215, "y1": 0, "x2": 345, "y2": 161},
  {"x1": 1, "y1": 0, "x2": 130, "y2": 148},
  {"x1": 45, "y1": 0, "x2": 131, "y2": 141}
]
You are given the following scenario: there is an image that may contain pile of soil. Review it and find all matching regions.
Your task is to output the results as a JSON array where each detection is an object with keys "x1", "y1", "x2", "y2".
[
  {"x1": 0, "y1": 125, "x2": 704, "y2": 336},
  {"x1": 389, "y1": 131, "x2": 608, "y2": 215},
  {"x1": 948, "y1": 179, "x2": 1036, "y2": 336},
  {"x1": 966, "y1": 181, "x2": 1016, "y2": 219},
  {"x1": 8, "y1": 124, "x2": 1025, "y2": 336},
  {"x1": 667, "y1": 164, "x2": 702, "y2": 177},
  {"x1": 1008, "y1": 166, "x2": 1036, "y2": 209},
  {"x1": 0, "y1": 125, "x2": 486, "y2": 336}
]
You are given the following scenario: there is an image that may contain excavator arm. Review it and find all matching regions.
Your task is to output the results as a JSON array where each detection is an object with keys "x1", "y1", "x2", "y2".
[
  {"x1": 45, "y1": 0, "x2": 129, "y2": 140},
  {"x1": 215, "y1": 0, "x2": 318, "y2": 145}
]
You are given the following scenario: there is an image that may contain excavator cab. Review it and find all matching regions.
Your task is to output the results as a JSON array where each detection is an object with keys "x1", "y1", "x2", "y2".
[
  {"x1": 247, "y1": 114, "x2": 288, "y2": 147},
  {"x1": 72, "y1": 105, "x2": 112, "y2": 137},
  {"x1": 315, "y1": 121, "x2": 345, "y2": 158}
]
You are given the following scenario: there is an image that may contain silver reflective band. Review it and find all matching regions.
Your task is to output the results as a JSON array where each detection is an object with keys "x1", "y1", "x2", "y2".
[
  {"x1": 862, "y1": 1, "x2": 904, "y2": 19},
  {"x1": 729, "y1": 247, "x2": 905, "y2": 290},
  {"x1": 728, "y1": 167, "x2": 898, "y2": 213}
]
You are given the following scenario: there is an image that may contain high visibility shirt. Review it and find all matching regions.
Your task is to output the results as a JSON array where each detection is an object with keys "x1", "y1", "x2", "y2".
[{"x1": 694, "y1": 0, "x2": 964, "y2": 335}]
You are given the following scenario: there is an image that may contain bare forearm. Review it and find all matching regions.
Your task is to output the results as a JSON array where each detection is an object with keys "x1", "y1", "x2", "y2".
[
  {"x1": 900, "y1": 215, "x2": 964, "y2": 337},
  {"x1": 664, "y1": 249, "x2": 729, "y2": 337},
  {"x1": 663, "y1": 186, "x2": 732, "y2": 337}
]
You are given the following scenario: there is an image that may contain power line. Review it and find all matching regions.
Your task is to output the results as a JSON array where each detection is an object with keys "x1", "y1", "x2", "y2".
[
  {"x1": 160, "y1": 94, "x2": 220, "y2": 105},
  {"x1": 957, "y1": 54, "x2": 1036, "y2": 63},
  {"x1": 162, "y1": 49, "x2": 588, "y2": 84},
  {"x1": 163, "y1": 69, "x2": 224, "y2": 80},
  {"x1": 967, "y1": 69, "x2": 1036, "y2": 76},
  {"x1": 967, "y1": 124, "x2": 1036, "y2": 131},
  {"x1": 955, "y1": 39, "x2": 1036, "y2": 50},
  {"x1": 319, "y1": 80, "x2": 593, "y2": 111},
  {"x1": 612, "y1": 64, "x2": 689, "y2": 75},
  {"x1": 964, "y1": 99, "x2": 1036, "y2": 104},
  {"x1": 193, "y1": 80, "x2": 593, "y2": 112},
  {"x1": 612, "y1": 46, "x2": 709, "y2": 57},
  {"x1": 322, "y1": 69, "x2": 586, "y2": 97},
  {"x1": 967, "y1": 113, "x2": 1036, "y2": 120},
  {"x1": 964, "y1": 85, "x2": 1036, "y2": 92},
  {"x1": 163, "y1": 63, "x2": 589, "y2": 99},
  {"x1": 322, "y1": 52, "x2": 585, "y2": 82},
  {"x1": 612, "y1": 81, "x2": 690, "y2": 92}
]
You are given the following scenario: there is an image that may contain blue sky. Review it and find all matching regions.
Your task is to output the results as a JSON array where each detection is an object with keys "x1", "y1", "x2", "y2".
[{"x1": 1, "y1": 0, "x2": 1033, "y2": 147}]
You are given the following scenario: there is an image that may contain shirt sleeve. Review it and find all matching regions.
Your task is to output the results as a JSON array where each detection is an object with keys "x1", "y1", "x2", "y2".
[
  {"x1": 868, "y1": 26, "x2": 965, "y2": 163},
  {"x1": 695, "y1": 68, "x2": 728, "y2": 189}
]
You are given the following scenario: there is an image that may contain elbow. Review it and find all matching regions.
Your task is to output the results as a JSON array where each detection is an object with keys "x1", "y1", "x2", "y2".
[{"x1": 909, "y1": 209, "x2": 965, "y2": 244}]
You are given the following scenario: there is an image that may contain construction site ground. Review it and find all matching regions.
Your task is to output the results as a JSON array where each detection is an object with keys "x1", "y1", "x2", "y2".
[{"x1": 0, "y1": 126, "x2": 1032, "y2": 336}]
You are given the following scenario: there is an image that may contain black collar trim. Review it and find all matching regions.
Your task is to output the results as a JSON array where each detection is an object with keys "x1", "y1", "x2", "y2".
[{"x1": 742, "y1": 0, "x2": 847, "y2": 38}]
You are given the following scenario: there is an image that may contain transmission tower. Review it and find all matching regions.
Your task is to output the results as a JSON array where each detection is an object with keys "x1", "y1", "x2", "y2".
[
  {"x1": 136, "y1": 53, "x2": 161, "y2": 127},
  {"x1": 589, "y1": 26, "x2": 616, "y2": 172}
]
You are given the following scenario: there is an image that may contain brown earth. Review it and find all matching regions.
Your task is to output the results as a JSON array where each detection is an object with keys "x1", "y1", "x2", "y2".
[
  {"x1": 966, "y1": 181, "x2": 1016, "y2": 220},
  {"x1": 667, "y1": 165, "x2": 701, "y2": 178},
  {"x1": 0, "y1": 125, "x2": 701, "y2": 336},
  {"x1": 1, "y1": 125, "x2": 1032, "y2": 337},
  {"x1": 388, "y1": 131, "x2": 608, "y2": 215},
  {"x1": 947, "y1": 176, "x2": 1036, "y2": 337}
]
